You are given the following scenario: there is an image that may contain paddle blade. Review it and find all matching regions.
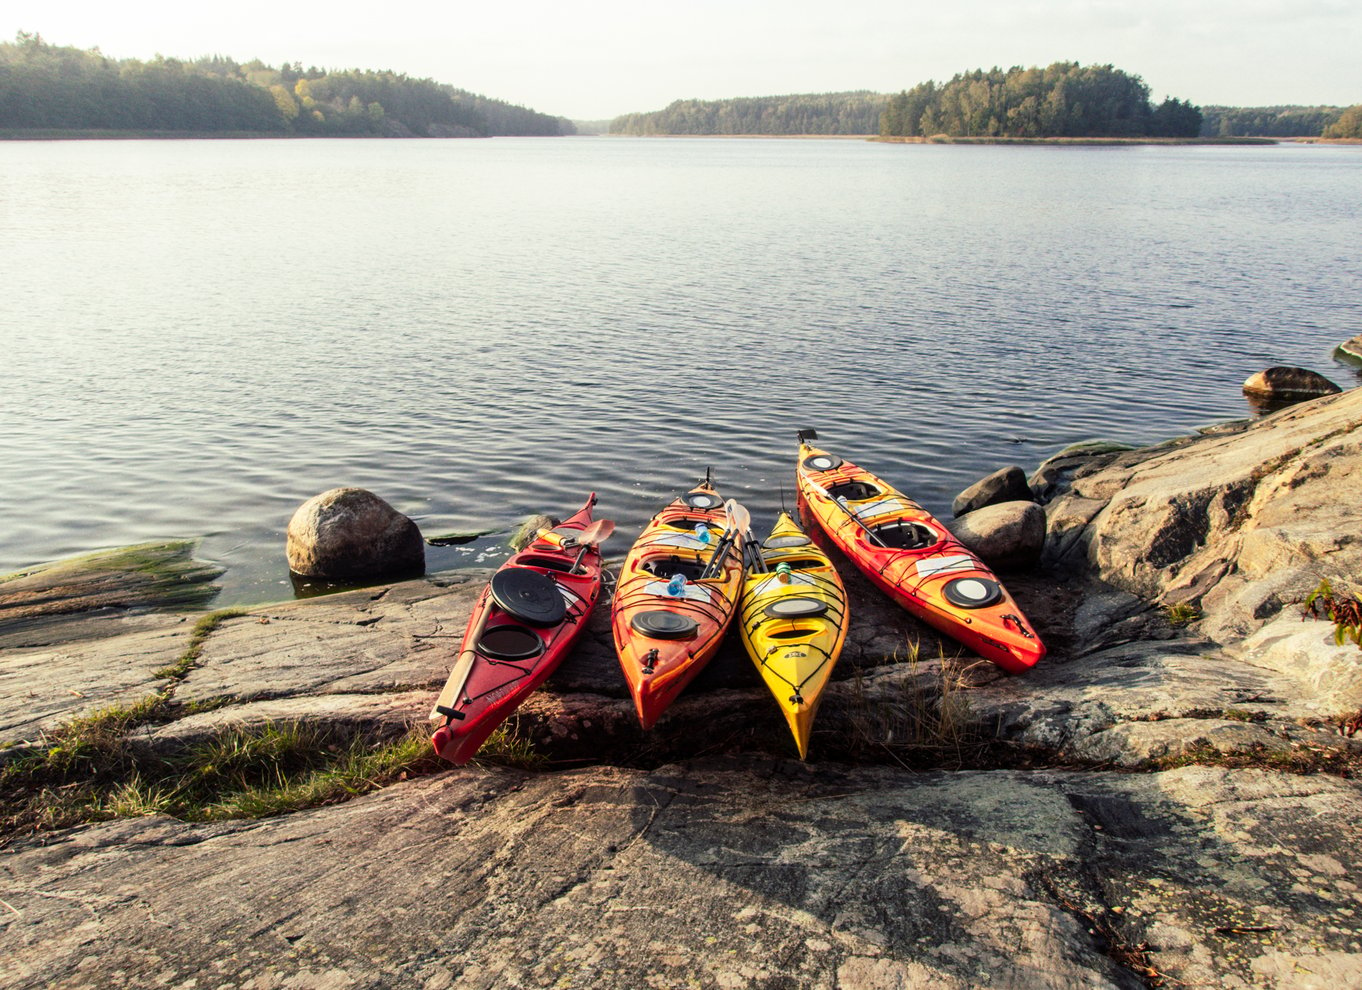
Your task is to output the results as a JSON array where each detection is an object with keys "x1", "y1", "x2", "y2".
[
  {"x1": 728, "y1": 500, "x2": 751, "y2": 536},
  {"x1": 577, "y1": 518, "x2": 615, "y2": 547}
]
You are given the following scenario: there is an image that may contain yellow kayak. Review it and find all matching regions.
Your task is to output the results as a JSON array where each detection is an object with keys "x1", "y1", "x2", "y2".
[{"x1": 737, "y1": 511, "x2": 849, "y2": 759}]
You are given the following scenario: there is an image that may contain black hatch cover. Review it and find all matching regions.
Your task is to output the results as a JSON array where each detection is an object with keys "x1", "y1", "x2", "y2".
[
  {"x1": 631, "y1": 610, "x2": 699, "y2": 638},
  {"x1": 490, "y1": 567, "x2": 567, "y2": 626}
]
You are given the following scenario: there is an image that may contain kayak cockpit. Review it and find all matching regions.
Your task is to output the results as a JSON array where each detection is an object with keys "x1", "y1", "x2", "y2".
[
  {"x1": 867, "y1": 520, "x2": 939, "y2": 550},
  {"x1": 642, "y1": 555, "x2": 707, "y2": 581}
]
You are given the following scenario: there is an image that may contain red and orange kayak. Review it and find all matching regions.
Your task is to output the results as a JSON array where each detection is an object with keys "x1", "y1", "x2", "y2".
[
  {"x1": 611, "y1": 480, "x2": 745, "y2": 729},
  {"x1": 430, "y1": 494, "x2": 611, "y2": 764},
  {"x1": 795, "y1": 433, "x2": 1044, "y2": 673}
]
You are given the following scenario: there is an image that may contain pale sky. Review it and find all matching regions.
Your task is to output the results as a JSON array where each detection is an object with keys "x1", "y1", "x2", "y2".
[{"x1": 6, "y1": 0, "x2": 1359, "y2": 120}]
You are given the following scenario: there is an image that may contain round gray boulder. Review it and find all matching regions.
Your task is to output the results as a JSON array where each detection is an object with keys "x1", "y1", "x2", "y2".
[
  {"x1": 952, "y1": 465, "x2": 1033, "y2": 517},
  {"x1": 950, "y1": 501, "x2": 1046, "y2": 571},
  {"x1": 1242, "y1": 366, "x2": 1341, "y2": 404},
  {"x1": 286, "y1": 488, "x2": 425, "y2": 580}
]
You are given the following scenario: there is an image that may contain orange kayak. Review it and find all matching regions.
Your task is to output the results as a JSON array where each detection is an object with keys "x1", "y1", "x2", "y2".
[
  {"x1": 611, "y1": 480, "x2": 745, "y2": 729},
  {"x1": 430, "y1": 494, "x2": 610, "y2": 764},
  {"x1": 795, "y1": 432, "x2": 1044, "y2": 673}
]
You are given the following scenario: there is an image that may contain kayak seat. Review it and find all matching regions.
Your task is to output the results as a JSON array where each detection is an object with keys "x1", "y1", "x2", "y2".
[
  {"x1": 642, "y1": 556, "x2": 706, "y2": 581},
  {"x1": 826, "y1": 481, "x2": 880, "y2": 502},
  {"x1": 662, "y1": 517, "x2": 713, "y2": 532},
  {"x1": 870, "y1": 521, "x2": 938, "y2": 550},
  {"x1": 515, "y1": 555, "x2": 576, "y2": 573}
]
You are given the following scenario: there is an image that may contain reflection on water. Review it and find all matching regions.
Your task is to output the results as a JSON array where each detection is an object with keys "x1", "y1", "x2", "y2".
[{"x1": 1, "y1": 138, "x2": 1358, "y2": 604}]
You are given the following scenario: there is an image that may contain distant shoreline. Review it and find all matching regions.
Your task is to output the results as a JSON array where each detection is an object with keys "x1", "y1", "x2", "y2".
[
  {"x1": 872, "y1": 135, "x2": 1281, "y2": 146},
  {"x1": 592, "y1": 134, "x2": 1356, "y2": 145},
  {"x1": 7, "y1": 129, "x2": 1356, "y2": 145}
]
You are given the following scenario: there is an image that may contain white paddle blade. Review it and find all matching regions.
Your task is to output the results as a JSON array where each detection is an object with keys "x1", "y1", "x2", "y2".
[
  {"x1": 728, "y1": 500, "x2": 751, "y2": 536},
  {"x1": 577, "y1": 518, "x2": 615, "y2": 547}
]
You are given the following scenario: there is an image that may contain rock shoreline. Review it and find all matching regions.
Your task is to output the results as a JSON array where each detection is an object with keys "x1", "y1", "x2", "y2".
[{"x1": 3, "y1": 387, "x2": 1361, "y2": 988}]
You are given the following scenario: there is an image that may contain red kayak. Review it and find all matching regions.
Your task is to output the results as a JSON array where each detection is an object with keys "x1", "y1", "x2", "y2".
[{"x1": 430, "y1": 494, "x2": 613, "y2": 764}]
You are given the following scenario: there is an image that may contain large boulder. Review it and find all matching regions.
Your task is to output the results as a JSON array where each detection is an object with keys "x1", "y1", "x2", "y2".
[
  {"x1": 1337, "y1": 333, "x2": 1362, "y2": 365},
  {"x1": 952, "y1": 465, "x2": 1033, "y2": 517},
  {"x1": 1043, "y1": 387, "x2": 1362, "y2": 643},
  {"x1": 1242, "y1": 366, "x2": 1341, "y2": 406},
  {"x1": 285, "y1": 488, "x2": 424, "y2": 580},
  {"x1": 1028, "y1": 441, "x2": 1135, "y2": 502},
  {"x1": 948, "y1": 500, "x2": 1046, "y2": 570}
]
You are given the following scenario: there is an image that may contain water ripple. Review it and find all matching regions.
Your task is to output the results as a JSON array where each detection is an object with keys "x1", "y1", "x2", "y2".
[{"x1": 1, "y1": 139, "x2": 1359, "y2": 603}]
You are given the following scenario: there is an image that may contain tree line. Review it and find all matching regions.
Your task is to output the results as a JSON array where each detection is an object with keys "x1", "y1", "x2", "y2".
[
  {"x1": 0, "y1": 33, "x2": 573, "y2": 137},
  {"x1": 881, "y1": 63, "x2": 1202, "y2": 139},
  {"x1": 610, "y1": 92, "x2": 885, "y2": 136},
  {"x1": 1198, "y1": 105, "x2": 1352, "y2": 138},
  {"x1": 1323, "y1": 107, "x2": 1362, "y2": 139}
]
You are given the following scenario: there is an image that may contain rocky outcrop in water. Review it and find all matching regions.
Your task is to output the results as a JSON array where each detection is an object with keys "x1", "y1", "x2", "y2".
[
  {"x1": 3, "y1": 387, "x2": 1361, "y2": 988},
  {"x1": 285, "y1": 487, "x2": 425, "y2": 580},
  {"x1": 1241, "y1": 365, "x2": 1341, "y2": 405}
]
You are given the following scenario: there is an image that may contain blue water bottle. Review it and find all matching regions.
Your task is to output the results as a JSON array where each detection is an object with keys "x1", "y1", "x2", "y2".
[{"x1": 667, "y1": 573, "x2": 687, "y2": 597}]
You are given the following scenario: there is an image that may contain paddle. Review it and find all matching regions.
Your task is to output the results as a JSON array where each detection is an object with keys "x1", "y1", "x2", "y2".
[
  {"x1": 743, "y1": 523, "x2": 769, "y2": 573},
  {"x1": 802, "y1": 476, "x2": 888, "y2": 548},
  {"x1": 431, "y1": 590, "x2": 496, "y2": 722},
  {"x1": 566, "y1": 517, "x2": 615, "y2": 573},
  {"x1": 700, "y1": 499, "x2": 749, "y2": 579}
]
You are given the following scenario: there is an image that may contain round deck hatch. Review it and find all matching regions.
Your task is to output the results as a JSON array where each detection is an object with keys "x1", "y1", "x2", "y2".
[
  {"x1": 764, "y1": 597, "x2": 828, "y2": 619},
  {"x1": 682, "y1": 491, "x2": 723, "y2": 509},
  {"x1": 490, "y1": 567, "x2": 567, "y2": 626},
  {"x1": 803, "y1": 454, "x2": 843, "y2": 471},
  {"x1": 478, "y1": 625, "x2": 546, "y2": 661},
  {"x1": 631, "y1": 610, "x2": 699, "y2": 639},
  {"x1": 943, "y1": 577, "x2": 1003, "y2": 609}
]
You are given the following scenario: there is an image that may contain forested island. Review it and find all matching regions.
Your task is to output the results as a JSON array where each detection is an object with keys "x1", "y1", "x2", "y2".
[
  {"x1": 879, "y1": 63, "x2": 1201, "y2": 138},
  {"x1": 1200, "y1": 105, "x2": 1345, "y2": 138},
  {"x1": 609, "y1": 91, "x2": 884, "y2": 136},
  {"x1": 610, "y1": 62, "x2": 1360, "y2": 141},
  {"x1": 0, "y1": 33, "x2": 573, "y2": 137}
]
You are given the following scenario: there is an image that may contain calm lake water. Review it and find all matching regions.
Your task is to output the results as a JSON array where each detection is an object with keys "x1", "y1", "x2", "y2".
[{"x1": 2, "y1": 137, "x2": 1359, "y2": 604}]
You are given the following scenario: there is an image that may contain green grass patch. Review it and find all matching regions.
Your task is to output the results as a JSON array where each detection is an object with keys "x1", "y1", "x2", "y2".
[
  {"x1": 474, "y1": 723, "x2": 549, "y2": 771},
  {"x1": 2, "y1": 720, "x2": 446, "y2": 835},
  {"x1": 837, "y1": 645, "x2": 984, "y2": 768},
  {"x1": 154, "y1": 608, "x2": 251, "y2": 679},
  {"x1": 1163, "y1": 602, "x2": 1202, "y2": 628},
  {"x1": 1150, "y1": 742, "x2": 1361, "y2": 777}
]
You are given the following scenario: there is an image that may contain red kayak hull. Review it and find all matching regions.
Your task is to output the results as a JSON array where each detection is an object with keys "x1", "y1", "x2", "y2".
[{"x1": 430, "y1": 495, "x2": 606, "y2": 764}]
